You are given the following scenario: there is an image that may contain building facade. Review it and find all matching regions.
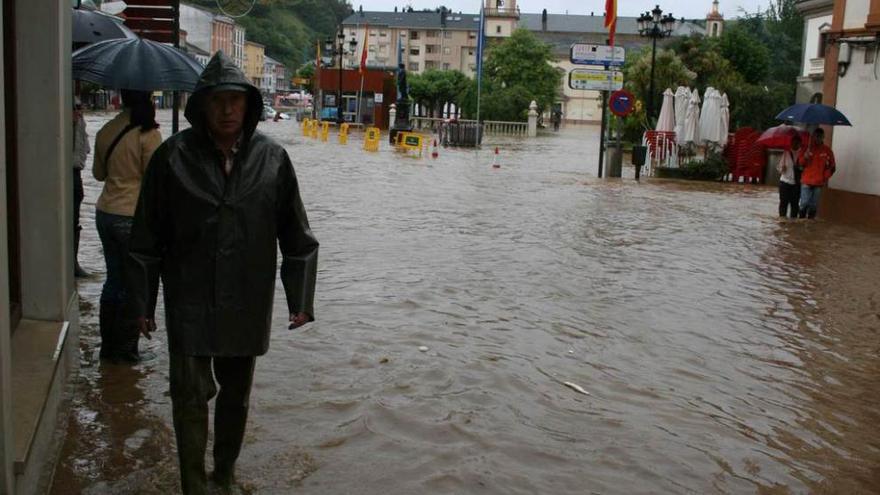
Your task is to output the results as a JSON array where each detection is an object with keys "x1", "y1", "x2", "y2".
[
  {"x1": 706, "y1": 0, "x2": 725, "y2": 38},
  {"x1": 244, "y1": 40, "x2": 265, "y2": 86},
  {"x1": 819, "y1": 0, "x2": 880, "y2": 228},
  {"x1": 211, "y1": 14, "x2": 234, "y2": 58},
  {"x1": 2, "y1": 2, "x2": 81, "y2": 493},
  {"x1": 179, "y1": 3, "x2": 213, "y2": 53},
  {"x1": 796, "y1": 0, "x2": 835, "y2": 103},
  {"x1": 263, "y1": 56, "x2": 281, "y2": 96},
  {"x1": 233, "y1": 23, "x2": 246, "y2": 69},
  {"x1": 342, "y1": 9, "x2": 481, "y2": 77}
]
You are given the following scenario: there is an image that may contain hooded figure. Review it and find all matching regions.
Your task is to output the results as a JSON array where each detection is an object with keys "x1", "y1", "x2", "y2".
[{"x1": 126, "y1": 51, "x2": 318, "y2": 494}]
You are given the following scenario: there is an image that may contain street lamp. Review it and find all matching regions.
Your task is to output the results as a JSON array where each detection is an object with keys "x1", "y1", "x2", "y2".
[
  {"x1": 324, "y1": 27, "x2": 358, "y2": 124},
  {"x1": 638, "y1": 5, "x2": 676, "y2": 123}
]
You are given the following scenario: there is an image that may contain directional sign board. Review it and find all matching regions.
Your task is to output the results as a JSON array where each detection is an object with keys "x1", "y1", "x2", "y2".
[
  {"x1": 569, "y1": 69, "x2": 624, "y2": 92},
  {"x1": 570, "y1": 44, "x2": 626, "y2": 67}
]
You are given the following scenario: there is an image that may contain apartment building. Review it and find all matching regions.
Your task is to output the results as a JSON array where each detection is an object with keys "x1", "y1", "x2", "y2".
[
  {"x1": 342, "y1": 9, "x2": 481, "y2": 76},
  {"x1": 795, "y1": 0, "x2": 834, "y2": 103},
  {"x1": 244, "y1": 40, "x2": 265, "y2": 86}
]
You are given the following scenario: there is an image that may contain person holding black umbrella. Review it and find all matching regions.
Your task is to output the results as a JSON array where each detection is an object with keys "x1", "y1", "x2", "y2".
[
  {"x1": 126, "y1": 52, "x2": 318, "y2": 494},
  {"x1": 93, "y1": 89, "x2": 162, "y2": 362},
  {"x1": 798, "y1": 128, "x2": 836, "y2": 219}
]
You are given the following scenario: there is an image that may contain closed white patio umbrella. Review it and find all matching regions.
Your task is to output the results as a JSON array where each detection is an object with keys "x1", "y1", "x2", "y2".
[
  {"x1": 700, "y1": 87, "x2": 723, "y2": 146},
  {"x1": 655, "y1": 88, "x2": 675, "y2": 132},
  {"x1": 673, "y1": 86, "x2": 690, "y2": 144},
  {"x1": 681, "y1": 88, "x2": 701, "y2": 146},
  {"x1": 719, "y1": 93, "x2": 730, "y2": 147}
]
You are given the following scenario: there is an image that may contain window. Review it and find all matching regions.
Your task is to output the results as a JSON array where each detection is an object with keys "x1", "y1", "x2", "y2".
[
  {"x1": 443, "y1": 63, "x2": 450, "y2": 70},
  {"x1": 443, "y1": 31, "x2": 453, "y2": 39},
  {"x1": 426, "y1": 30, "x2": 439, "y2": 38},
  {"x1": 469, "y1": 32, "x2": 476, "y2": 39},
  {"x1": 369, "y1": 45, "x2": 377, "y2": 52},
  {"x1": 351, "y1": 31, "x2": 356, "y2": 36},
  {"x1": 370, "y1": 30, "x2": 377, "y2": 36},
  {"x1": 380, "y1": 30, "x2": 387, "y2": 37},
  {"x1": 426, "y1": 45, "x2": 440, "y2": 54},
  {"x1": 425, "y1": 61, "x2": 437, "y2": 69},
  {"x1": 409, "y1": 61, "x2": 420, "y2": 71},
  {"x1": 410, "y1": 47, "x2": 420, "y2": 56},
  {"x1": 468, "y1": 48, "x2": 475, "y2": 56},
  {"x1": 496, "y1": 25, "x2": 502, "y2": 34},
  {"x1": 866, "y1": 45, "x2": 877, "y2": 64},
  {"x1": 410, "y1": 31, "x2": 420, "y2": 40},
  {"x1": 443, "y1": 46, "x2": 451, "y2": 55},
  {"x1": 817, "y1": 32, "x2": 829, "y2": 58}
]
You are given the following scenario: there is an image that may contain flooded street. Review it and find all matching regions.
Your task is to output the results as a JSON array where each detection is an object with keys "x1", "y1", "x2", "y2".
[{"x1": 51, "y1": 111, "x2": 880, "y2": 494}]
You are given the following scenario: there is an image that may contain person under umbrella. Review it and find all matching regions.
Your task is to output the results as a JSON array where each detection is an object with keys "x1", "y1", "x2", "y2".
[
  {"x1": 798, "y1": 128, "x2": 836, "y2": 219},
  {"x1": 93, "y1": 89, "x2": 163, "y2": 363},
  {"x1": 776, "y1": 133, "x2": 803, "y2": 218}
]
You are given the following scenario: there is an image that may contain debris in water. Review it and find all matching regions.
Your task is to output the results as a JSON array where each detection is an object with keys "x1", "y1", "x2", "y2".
[
  {"x1": 563, "y1": 381, "x2": 590, "y2": 395},
  {"x1": 418, "y1": 346, "x2": 429, "y2": 352},
  {"x1": 379, "y1": 357, "x2": 389, "y2": 364}
]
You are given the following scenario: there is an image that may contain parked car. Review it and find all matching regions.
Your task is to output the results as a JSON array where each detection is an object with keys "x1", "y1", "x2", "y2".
[{"x1": 261, "y1": 106, "x2": 290, "y2": 121}]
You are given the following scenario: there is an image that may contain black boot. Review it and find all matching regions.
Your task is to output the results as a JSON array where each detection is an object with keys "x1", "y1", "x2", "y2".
[
  {"x1": 74, "y1": 228, "x2": 89, "y2": 278},
  {"x1": 114, "y1": 318, "x2": 143, "y2": 364},
  {"x1": 98, "y1": 301, "x2": 118, "y2": 360}
]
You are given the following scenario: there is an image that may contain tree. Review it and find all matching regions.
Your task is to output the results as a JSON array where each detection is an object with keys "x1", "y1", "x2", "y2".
[
  {"x1": 461, "y1": 29, "x2": 562, "y2": 120},
  {"x1": 408, "y1": 69, "x2": 469, "y2": 117},
  {"x1": 719, "y1": 24, "x2": 771, "y2": 85},
  {"x1": 296, "y1": 62, "x2": 315, "y2": 80}
]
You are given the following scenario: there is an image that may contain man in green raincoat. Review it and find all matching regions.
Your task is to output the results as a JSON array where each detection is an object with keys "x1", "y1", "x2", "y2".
[{"x1": 127, "y1": 51, "x2": 318, "y2": 494}]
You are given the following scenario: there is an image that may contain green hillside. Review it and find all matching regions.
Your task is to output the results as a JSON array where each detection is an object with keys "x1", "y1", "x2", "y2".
[{"x1": 186, "y1": 0, "x2": 353, "y2": 69}]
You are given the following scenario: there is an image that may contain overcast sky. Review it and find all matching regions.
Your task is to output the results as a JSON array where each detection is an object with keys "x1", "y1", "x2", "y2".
[{"x1": 355, "y1": 0, "x2": 771, "y2": 19}]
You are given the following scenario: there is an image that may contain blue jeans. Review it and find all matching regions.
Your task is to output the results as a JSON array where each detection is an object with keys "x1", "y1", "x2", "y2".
[
  {"x1": 96, "y1": 210, "x2": 133, "y2": 304},
  {"x1": 799, "y1": 185, "x2": 822, "y2": 219}
]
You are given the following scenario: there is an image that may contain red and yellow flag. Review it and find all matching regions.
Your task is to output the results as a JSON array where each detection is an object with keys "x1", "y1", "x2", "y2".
[
  {"x1": 359, "y1": 24, "x2": 369, "y2": 75},
  {"x1": 605, "y1": 0, "x2": 617, "y2": 46}
]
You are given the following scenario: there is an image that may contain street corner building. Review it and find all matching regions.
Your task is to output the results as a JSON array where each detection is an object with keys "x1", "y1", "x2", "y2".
[
  {"x1": 2, "y1": 1, "x2": 82, "y2": 493},
  {"x1": 811, "y1": 0, "x2": 880, "y2": 228}
]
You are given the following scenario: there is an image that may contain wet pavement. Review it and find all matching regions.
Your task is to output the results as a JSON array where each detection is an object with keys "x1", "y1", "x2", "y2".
[{"x1": 51, "y1": 111, "x2": 880, "y2": 494}]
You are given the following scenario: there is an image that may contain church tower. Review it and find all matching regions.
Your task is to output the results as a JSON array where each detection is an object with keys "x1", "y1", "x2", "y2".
[
  {"x1": 706, "y1": 0, "x2": 724, "y2": 38},
  {"x1": 484, "y1": 0, "x2": 519, "y2": 38}
]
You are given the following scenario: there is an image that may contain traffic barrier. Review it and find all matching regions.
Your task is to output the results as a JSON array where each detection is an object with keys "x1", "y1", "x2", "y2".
[
  {"x1": 364, "y1": 127, "x2": 381, "y2": 152},
  {"x1": 396, "y1": 132, "x2": 426, "y2": 157},
  {"x1": 431, "y1": 139, "x2": 439, "y2": 158},
  {"x1": 339, "y1": 123, "x2": 350, "y2": 145},
  {"x1": 320, "y1": 121, "x2": 330, "y2": 142},
  {"x1": 492, "y1": 147, "x2": 500, "y2": 168}
]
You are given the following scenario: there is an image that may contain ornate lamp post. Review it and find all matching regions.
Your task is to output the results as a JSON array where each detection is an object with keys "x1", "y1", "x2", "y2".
[
  {"x1": 637, "y1": 5, "x2": 676, "y2": 123},
  {"x1": 324, "y1": 27, "x2": 357, "y2": 124}
]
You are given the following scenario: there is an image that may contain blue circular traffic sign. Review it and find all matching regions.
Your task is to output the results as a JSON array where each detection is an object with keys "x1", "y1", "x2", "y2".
[{"x1": 610, "y1": 90, "x2": 635, "y2": 117}]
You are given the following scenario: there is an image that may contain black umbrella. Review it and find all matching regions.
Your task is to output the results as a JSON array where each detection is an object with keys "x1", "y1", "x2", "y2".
[
  {"x1": 72, "y1": 8, "x2": 137, "y2": 46},
  {"x1": 72, "y1": 37, "x2": 205, "y2": 92}
]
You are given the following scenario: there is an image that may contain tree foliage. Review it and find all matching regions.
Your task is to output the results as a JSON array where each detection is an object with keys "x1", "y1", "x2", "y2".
[
  {"x1": 186, "y1": 0, "x2": 353, "y2": 70},
  {"x1": 408, "y1": 69, "x2": 469, "y2": 117},
  {"x1": 460, "y1": 29, "x2": 562, "y2": 121}
]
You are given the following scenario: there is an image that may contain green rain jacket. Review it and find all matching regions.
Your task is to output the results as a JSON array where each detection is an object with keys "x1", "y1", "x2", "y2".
[{"x1": 127, "y1": 52, "x2": 318, "y2": 356}]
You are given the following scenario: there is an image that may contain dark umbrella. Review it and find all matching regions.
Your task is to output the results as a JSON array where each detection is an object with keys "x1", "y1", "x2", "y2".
[
  {"x1": 775, "y1": 103, "x2": 852, "y2": 126},
  {"x1": 72, "y1": 8, "x2": 137, "y2": 46},
  {"x1": 756, "y1": 124, "x2": 810, "y2": 150},
  {"x1": 72, "y1": 38, "x2": 204, "y2": 92}
]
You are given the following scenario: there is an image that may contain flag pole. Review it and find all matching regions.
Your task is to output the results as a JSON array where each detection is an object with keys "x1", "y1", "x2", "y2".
[
  {"x1": 356, "y1": 24, "x2": 368, "y2": 126},
  {"x1": 476, "y1": 6, "x2": 485, "y2": 124}
]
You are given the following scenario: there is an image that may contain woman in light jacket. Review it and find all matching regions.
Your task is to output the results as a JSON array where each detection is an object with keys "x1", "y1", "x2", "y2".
[{"x1": 93, "y1": 90, "x2": 162, "y2": 363}]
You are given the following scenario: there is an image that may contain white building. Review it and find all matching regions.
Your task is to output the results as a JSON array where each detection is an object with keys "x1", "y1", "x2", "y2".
[
  {"x1": 795, "y1": 0, "x2": 834, "y2": 103},
  {"x1": 233, "y1": 24, "x2": 246, "y2": 70},
  {"x1": 820, "y1": 0, "x2": 880, "y2": 228},
  {"x1": 263, "y1": 56, "x2": 281, "y2": 96},
  {"x1": 179, "y1": 3, "x2": 213, "y2": 54}
]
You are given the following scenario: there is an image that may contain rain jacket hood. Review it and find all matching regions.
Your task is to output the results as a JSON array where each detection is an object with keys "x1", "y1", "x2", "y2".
[{"x1": 184, "y1": 51, "x2": 263, "y2": 142}]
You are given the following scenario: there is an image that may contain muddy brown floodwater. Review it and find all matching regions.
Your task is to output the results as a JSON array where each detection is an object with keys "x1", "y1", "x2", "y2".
[{"x1": 50, "y1": 111, "x2": 880, "y2": 495}]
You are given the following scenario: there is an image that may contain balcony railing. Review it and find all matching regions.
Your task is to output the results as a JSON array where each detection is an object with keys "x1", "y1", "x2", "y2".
[
  {"x1": 808, "y1": 58, "x2": 825, "y2": 76},
  {"x1": 484, "y1": 7, "x2": 520, "y2": 18}
]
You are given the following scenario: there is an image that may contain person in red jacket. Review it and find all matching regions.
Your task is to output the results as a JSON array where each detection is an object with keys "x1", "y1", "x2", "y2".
[{"x1": 798, "y1": 128, "x2": 836, "y2": 219}]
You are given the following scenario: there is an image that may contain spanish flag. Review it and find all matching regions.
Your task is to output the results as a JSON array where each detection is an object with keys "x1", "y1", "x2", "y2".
[
  {"x1": 605, "y1": 0, "x2": 617, "y2": 46},
  {"x1": 359, "y1": 24, "x2": 369, "y2": 75}
]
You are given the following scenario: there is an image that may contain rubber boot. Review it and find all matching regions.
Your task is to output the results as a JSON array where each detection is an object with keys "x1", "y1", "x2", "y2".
[
  {"x1": 114, "y1": 318, "x2": 142, "y2": 364},
  {"x1": 98, "y1": 301, "x2": 118, "y2": 360},
  {"x1": 74, "y1": 228, "x2": 89, "y2": 278}
]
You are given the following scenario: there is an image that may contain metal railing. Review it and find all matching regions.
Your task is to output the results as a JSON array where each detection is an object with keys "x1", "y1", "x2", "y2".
[{"x1": 410, "y1": 116, "x2": 529, "y2": 137}]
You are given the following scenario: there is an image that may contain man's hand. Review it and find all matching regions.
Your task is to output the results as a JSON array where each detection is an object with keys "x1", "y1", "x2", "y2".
[
  {"x1": 136, "y1": 317, "x2": 156, "y2": 340},
  {"x1": 288, "y1": 312, "x2": 309, "y2": 330}
]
